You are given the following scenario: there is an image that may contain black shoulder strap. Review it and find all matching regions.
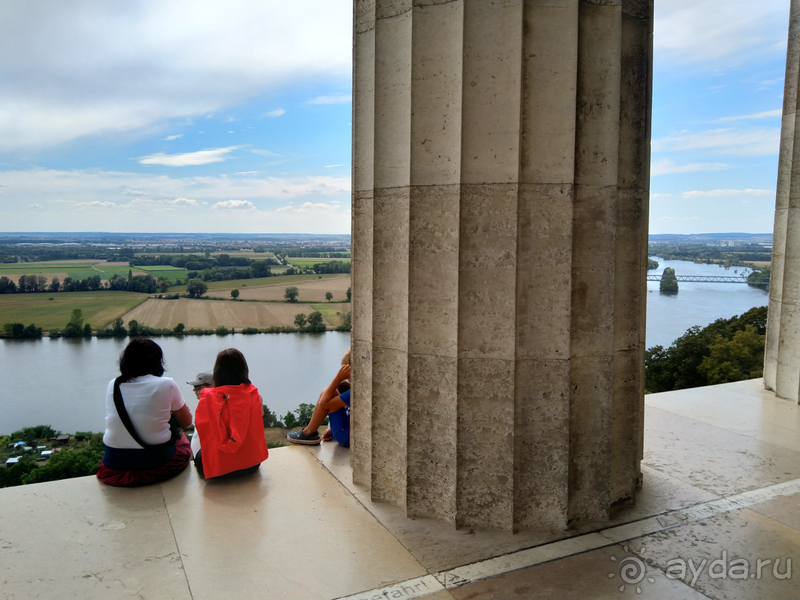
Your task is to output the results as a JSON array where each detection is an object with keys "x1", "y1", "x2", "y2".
[{"x1": 113, "y1": 377, "x2": 155, "y2": 449}]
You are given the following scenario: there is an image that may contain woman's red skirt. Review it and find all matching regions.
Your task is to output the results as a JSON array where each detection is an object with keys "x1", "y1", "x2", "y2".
[{"x1": 96, "y1": 433, "x2": 191, "y2": 487}]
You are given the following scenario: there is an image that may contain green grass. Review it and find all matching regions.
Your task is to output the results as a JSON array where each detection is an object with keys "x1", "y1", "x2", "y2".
[
  {"x1": 310, "y1": 303, "x2": 351, "y2": 328},
  {"x1": 286, "y1": 257, "x2": 350, "y2": 267},
  {"x1": 137, "y1": 266, "x2": 190, "y2": 283},
  {"x1": 0, "y1": 291, "x2": 149, "y2": 330},
  {"x1": 0, "y1": 261, "x2": 139, "y2": 281}
]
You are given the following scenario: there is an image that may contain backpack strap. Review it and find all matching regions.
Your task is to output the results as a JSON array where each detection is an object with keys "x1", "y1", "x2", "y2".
[{"x1": 113, "y1": 377, "x2": 156, "y2": 450}]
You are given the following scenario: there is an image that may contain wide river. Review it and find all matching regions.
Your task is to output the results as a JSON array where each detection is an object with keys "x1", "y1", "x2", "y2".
[
  {"x1": 0, "y1": 332, "x2": 351, "y2": 435},
  {"x1": 0, "y1": 258, "x2": 769, "y2": 434}
]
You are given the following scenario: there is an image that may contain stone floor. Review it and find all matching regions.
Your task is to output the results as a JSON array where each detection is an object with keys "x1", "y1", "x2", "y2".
[{"x1": 1, "y1": 378, "x2": 799, "y2": 599}]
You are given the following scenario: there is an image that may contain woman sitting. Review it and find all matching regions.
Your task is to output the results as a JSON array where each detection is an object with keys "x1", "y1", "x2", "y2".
[
  {"x1": 191, "y1": 348, "x2": 268, "y2": 479},
  {"x1": 97, "y1": 339, "x2": 193, "y2": 487}
]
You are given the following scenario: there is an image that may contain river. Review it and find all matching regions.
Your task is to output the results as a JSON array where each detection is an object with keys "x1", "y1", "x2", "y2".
[
  {"x1": 645, "y1": 257, "x2": 768, "y2": 349},
  {"x1": 0, "y1": 258, "x2": 770, "y2": 434},
  {"x1": 0, "y1": 332, "x2": 351, "y2": 435}
]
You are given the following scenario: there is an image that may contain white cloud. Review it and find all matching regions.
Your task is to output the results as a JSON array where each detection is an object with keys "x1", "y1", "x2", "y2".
[
  {"x1": 652, "y1": 127, "x2": 780, "y2": 156},
  {"x1": 715, "y1": 109, "x2": 782, "y2": 122},
  {"x1": 651, "y1": 158, "x2": 729, "y2": 176},
  {"x1": 681, "y1": 189, "x2": 773, "y2": 198},
  {"x1": 30, "y1": 203, "x2": 43, "y2": 209},
  {"x1": 75, "y1": 200, "x2": 117, "y2": 208},
  {"x1": 324, "y1": 164, "x2": 343, "y2": 168},
  {"x1": 265, "y1": 109, "x2": 285, "y2": 117},
  {"x1": 165, "y1": 134, "x2": 183, "y2": 140},
  {"x1": 654, "y1": 0, "x2": 789, "y2": 68},
  {"x1": 235, "y1": 171, "x2": 259, "y2": 176},
  {"x1": 306, "y1": 94, "x2": 351, "y2": 105},
  {"x1": 0, "y1": 1, "x2": 352, "y2": 152},
  {"x1": 138, "y1": 146, "x2": 240, "y2": 166},
  {"x1": 172, "y1": 197, "x2": 199, "y2": 206},
  {"x1": 212, "y1": 199, "x2": 257, "y2": 210}
]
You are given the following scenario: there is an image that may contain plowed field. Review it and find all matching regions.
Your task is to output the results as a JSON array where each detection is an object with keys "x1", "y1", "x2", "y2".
[
  {"x1": 207, "y1": 274, "x2": 351, "y2": 302},
  {"x1": 118, "y1": 298, "x2": 332, "y2": 329}
]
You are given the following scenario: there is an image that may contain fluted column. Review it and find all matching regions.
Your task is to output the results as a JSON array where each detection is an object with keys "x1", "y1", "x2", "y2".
[
  {"x1": 766, "y1": 0, "x2": 800, "y2": 403},
  {"x1": 352, "y1": 0, "x2": 653, "y2": 531}
]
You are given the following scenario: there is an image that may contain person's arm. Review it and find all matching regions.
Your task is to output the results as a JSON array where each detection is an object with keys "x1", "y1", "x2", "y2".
[
  {"x1": 320, "y1": 364, "x2": 350, "y2": 405},
  {"x1": 173, "y1": 404, "x2": 193, "y2": 428}
]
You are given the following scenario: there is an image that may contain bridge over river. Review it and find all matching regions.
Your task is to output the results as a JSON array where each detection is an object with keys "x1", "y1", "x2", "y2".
[{"x1": 646, "y1": 274, "x2": 769, "y2": 285}]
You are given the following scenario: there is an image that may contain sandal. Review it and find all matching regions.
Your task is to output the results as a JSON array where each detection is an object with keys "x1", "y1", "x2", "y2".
[{"x1": 286, "y1": 429, "x2": 321, "y2": 445}]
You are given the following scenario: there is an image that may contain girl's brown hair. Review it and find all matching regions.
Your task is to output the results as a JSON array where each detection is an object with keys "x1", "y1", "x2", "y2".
[{"x1": 212, "y1": 348, "x2": 251, "y2": 387}]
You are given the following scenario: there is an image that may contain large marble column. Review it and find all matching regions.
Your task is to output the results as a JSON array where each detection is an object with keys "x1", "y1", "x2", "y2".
[
  {"x1": 765, "y1": 0, "x2": 800, "y2": 403},
  {"x1": 351, "y1": 0, "x2": 652, "y2": 531}
]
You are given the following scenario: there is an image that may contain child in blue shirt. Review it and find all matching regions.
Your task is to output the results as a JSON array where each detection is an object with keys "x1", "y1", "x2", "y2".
[{"x1": 287, "y1": 349, "x2": 350, "y2": 447}]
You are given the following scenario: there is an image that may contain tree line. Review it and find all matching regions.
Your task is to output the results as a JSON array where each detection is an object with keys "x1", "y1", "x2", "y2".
[{"x1": 645, "y1": 306, "x2": 767, "y2": 393}]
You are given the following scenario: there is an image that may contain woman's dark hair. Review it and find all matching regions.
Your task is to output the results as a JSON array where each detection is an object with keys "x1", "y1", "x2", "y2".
[
  {"x1": 118, "y1": 338, "x2": 165, "y2": 382},
  {"x1": 213, "y1": 348, "x2": 251, "y2": 387}
]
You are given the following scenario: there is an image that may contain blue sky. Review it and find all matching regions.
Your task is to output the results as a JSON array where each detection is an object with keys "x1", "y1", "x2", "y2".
[{"x1": 0, "y1": 0, "x2": 790, "y2": 234}]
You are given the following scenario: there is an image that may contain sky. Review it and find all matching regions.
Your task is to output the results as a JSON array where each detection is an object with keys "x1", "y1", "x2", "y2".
[{"x1": 0, "y1": 0, "x2": 791, "y2": 235}]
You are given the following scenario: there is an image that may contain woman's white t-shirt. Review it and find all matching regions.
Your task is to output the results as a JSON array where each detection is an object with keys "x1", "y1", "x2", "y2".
[{"x1": 103, "y1": 375, "x2": 186, "y2": 449}]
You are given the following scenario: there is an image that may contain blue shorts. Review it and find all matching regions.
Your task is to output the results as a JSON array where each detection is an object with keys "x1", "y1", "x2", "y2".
[{"x1": 328, "y1": 389, "x2": 351, "y2": 447}]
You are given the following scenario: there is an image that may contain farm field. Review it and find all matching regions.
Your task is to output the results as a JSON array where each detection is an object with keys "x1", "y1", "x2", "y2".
[
  {"x1": 137, "y1": 265, "x2": 190, "y2": 283},
  {"x1": 286, "y1": 257, "x2": 350, "y2": 267},
  {"x1": 119, "y1": 298, "x2": 334, "y2": 330},
  {"x1": 310, "y1": 303, "x2": 351, "y2": 328},
  {"x1": 0, "y1": 261, "x2": 148, "y2": 282},
  {"x1": 0, "y1": 291, "x2": 149, "y2": 330},
  {"x1": 206, "y1": 274, "x2": 350, "y2": 302},
  {"x1": 134, "y1": 250, "x2": 276, "y2": 259}
]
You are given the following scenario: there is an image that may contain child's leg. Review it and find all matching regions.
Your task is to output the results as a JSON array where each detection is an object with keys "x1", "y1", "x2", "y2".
[{"x1": 302, "y1": 395, "x2": 346, "y2": 436}]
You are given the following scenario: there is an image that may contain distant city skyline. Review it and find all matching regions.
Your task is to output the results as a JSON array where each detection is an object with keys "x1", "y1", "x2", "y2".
[{"x1": 0, "y1": 0, "x2": 790, "y2": 234}]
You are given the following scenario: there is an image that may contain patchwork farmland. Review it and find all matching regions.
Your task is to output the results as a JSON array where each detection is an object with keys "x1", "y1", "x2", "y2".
[{"x1": 118, "y1": 298, "x2": 341, "y2": 330}]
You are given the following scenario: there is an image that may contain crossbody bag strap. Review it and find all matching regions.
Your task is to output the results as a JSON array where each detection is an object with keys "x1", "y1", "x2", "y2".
[{"x1": 113, "y1": 377, "x2": 155, "y2": 450}]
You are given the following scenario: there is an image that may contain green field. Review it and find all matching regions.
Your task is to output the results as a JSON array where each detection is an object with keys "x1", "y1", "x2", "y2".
[
  {"x1": 286, "y1": 257, "x2": 350, "y2": 267},
  {"x1": 310, "y1": 303, "x2": 351, "y2": 328},
  {"x1": 134, "y1": 251, "x2": 276, "y2": 259},
  {"x1": 0, "y1": 291, "x2": 149, "y2": 330},
  {"x1": 0, "y1": 261, "x2": 138, "y2": 281},
  {"x1": 137, "y1": 266, "x2": 190, "y2": 282}
]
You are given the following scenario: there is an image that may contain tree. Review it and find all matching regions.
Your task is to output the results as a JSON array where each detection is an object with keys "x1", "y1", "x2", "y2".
[
  {"x1": 660, "y1": 267, "x2": 678, "y2": 294},
  {"x1": 62, "y1": 309, "x2": 84, "y2": 337},
  {"x1": 346, "y1": 286, "x2": 351, "y2": 302},
  {"x1": 294, "y1": 313, "x2": 308, "y2": 328},
  {"x1": 305, "y1": 311, "x2": 326, "y2": 332},
  {"x1": 174, "y1": 323, "x2": 185, "y2": 334},
  {"x1": 284, "y1": 286, "x2": 299, "y2": 302},
  {"x1": 283, "y1": 411, "x2": 297, "y2": 429},
  {"x1": 186, "y1": 279, "x2": 208, "y2": 298},
  {"x1": 645, "y1": 306, "x2": 767, "y2": 393},
  {"x1": 325, "y1": 291, "x2": 333, "y2": 302},
  {"x1": 231, "y1": 289, "x2": 240, "y2": 300},
  {"x1": 128, "y1": 320, "x2": 141, "y2": 337},
  {"x1": 49, "y1": 277, "x2": 61, "y2": 292},
  {"x1": 83, "y1": 323, "x2": 92, "y2": 337},
  {"x1": 112, "y1": 318, "x2": 127, "y2": 336},
  {"x1": 294, "y1": 403, "x2": 315, "y2": 426},
  {"x1": 0, "y1": 276, "x2": 16, "y2": 294},
  {"x1": 336, "y1": 311, "x2": 352, "y2": 332},
  {"x1": 698, "y1": 325, "x2": 765, "y2": 385}
]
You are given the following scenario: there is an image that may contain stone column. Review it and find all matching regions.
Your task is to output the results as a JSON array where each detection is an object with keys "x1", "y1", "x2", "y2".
[
  {"x1": 352, "y1": 0, "x2": 652, "y2": 531},
  {"x1": 765, "y1": 0, "x2": 800, "y2": 403}
]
